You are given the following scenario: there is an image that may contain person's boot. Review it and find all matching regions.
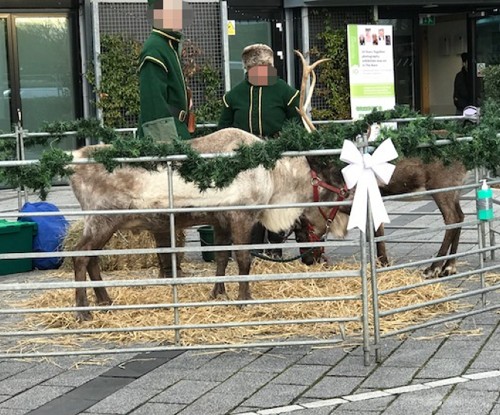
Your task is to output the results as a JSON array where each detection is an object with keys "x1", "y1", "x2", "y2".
[
  {"x1": 250, "y1": 223, "x2": 266, "y2": 253},
  {"x1": 266, "y1": 230, "x2": 284, "y2": 258}
]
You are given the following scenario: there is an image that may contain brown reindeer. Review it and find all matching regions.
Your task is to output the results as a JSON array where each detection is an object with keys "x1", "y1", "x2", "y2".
[
  {"x1": 69, "y1": 129, "x2": 348, "y2": 321},
  {"x1": 299, "y1": 159, "x2": 466, "y2": 277},
  {"x1": 293, "y1": 49, "x2": 467, "y2": 277}
]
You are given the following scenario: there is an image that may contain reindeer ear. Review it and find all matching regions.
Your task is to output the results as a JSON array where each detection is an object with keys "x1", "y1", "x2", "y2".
[{"x1": 306, "y1": 156, "x2": 328, "y2": 173}]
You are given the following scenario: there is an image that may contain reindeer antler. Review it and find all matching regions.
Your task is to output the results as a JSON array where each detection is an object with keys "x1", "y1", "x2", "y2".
[{"x1": 294, "y1": 50, "x2": 331, "y2": 133}]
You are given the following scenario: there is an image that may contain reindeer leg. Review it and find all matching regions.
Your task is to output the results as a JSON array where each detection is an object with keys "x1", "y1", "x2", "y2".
[
  {"x1": 152, "y1": 230, "x2": 183, "y2": 279},
  {"x1": 424, "y1": 192, "x2": 463, "y2": 278},
  {"x1": 375, "y1": 224, "x2": 389, "y2": 266},
  {"x1": 440, "y1": 199, "x2": 464, "y2": 277},
  {"x1": 73, "y1": 252, "x2": 92, "y2": 322},
  {"x1": 87, "y1": 256, "x2": 112, "y2": 306},
  {"x1": 73, "y1": 219, "x2": 115, "y2": 321},
  {"x1": 211, "y1": 224, "x2": 231, "y2": 299},
  {"x1": 230, "y1": 215, "x2": 255, "y2": 302},
  {"x1": 234, "y1": 249, "x2": 253, "y2": 301}
]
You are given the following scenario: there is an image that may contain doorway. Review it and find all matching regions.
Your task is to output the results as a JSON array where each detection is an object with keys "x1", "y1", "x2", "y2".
[
  {"x1": 0, "y1": 13, "x2": 81, "y2": 157},
  {"x1": 226, "y1": 3, "x2": 285, "y2": 89},
  {"x1": 471, "y1": 12, "x2": 500, "y2": 105}
]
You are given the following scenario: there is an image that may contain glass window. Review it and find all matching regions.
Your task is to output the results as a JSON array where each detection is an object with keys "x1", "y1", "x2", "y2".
[
  {"x1": 379, "y1": 18, "x2": 416, "y2": 109},
  {"x1": 0, "y1": 18, "x2": 11, "y2": 132},
  {"x1": 16, "y1": 16, "x2": 77, "y2": 132},
  {"x1": 476, "y1": 15, "x2": 500, "y2": 65},
  {"x1": 228, "y1": 21, "x2": 272, "y2": 88}
]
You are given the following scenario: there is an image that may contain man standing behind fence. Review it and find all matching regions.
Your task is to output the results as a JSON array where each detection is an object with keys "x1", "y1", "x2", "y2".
[
  {"x1": 218, "y1": 44, "x2": 302, "y2": 256},
  {"x1": 137, "y1": 0, "x2": 193, "y2": 142}
]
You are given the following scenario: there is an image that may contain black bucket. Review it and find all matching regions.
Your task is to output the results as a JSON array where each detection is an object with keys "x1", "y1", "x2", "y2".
[{"x1": 197, "y1": 225, "x2": 214, "y2": 262}]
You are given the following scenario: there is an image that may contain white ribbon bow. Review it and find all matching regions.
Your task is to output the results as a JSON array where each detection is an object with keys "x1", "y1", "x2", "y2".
[{"x1": 340, "y1": 139, "x2": 398, "y2": 232}]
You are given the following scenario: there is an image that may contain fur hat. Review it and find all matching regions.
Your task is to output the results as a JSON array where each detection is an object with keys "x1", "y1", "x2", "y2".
[{"x1": 241, "y1": 44, "x2": 274, "y2": 70}]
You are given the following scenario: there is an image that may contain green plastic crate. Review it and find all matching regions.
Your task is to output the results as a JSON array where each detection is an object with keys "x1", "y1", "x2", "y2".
[{"x1": 0, "y1": 220, "x2": 37, "y2": 276}]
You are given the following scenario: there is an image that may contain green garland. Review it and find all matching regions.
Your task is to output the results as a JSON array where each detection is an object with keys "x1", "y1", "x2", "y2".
[{"x1": 1, "y1": 102, "x2": 499, "y2": 200}]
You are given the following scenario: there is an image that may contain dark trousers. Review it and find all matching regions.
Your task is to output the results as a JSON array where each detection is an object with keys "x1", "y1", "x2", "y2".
[{"x1": 250, "y1": 223, "x2": 284, "y2": 255}]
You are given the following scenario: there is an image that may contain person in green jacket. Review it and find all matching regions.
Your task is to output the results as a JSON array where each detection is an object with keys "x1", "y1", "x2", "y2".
[
  {"x1": 218, "y1": 44, "x2": 302, "y2": 256},
  {"x1": 218, "y1": 43, "x2": 301, "y2": 138},
  {"x1": 138, "y1": 0, "x2": 193, "y2": 142}
]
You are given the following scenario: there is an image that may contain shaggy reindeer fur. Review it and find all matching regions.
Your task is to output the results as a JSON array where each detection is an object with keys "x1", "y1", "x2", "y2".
[{"x1": 70, "y1": 128, "x2": 348, "y2": 321}]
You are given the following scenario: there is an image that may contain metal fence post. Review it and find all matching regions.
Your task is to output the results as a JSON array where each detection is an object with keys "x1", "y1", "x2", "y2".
[
  {"x1": 167, "y1": 161, "x2": 181, "y2": 345},
  {"x1": 91, "y1": 0, "x2": 103, "y2": 124}
]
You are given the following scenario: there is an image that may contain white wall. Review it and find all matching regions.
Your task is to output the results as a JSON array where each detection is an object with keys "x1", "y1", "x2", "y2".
[{"x1": 427, "y1": 16, "x2": 467, "y2": 115}]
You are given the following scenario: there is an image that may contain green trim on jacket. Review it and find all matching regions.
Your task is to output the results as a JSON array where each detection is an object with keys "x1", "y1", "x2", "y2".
[{"x1": 137, "y1": 29, "x2": 190, "y2": 141}]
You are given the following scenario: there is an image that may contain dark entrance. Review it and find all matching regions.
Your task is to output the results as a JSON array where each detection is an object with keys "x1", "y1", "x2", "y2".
[
  {"x1": 470, "y1": 10, "x2": 500, "y2": 106},
  {"x1": 226, "y1": 0, "x2": 286, "y2": 88},
  {"x1": 379, "y1": 4, "x2": 500, "y2": 114}
]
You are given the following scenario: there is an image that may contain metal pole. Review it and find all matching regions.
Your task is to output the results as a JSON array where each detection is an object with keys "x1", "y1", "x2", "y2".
[
  {"x1": 167, "y1": 162, "x2": 181, "y2": 345},
  {"x1": 285, "y1": 8, "x2": 295, "y2": 87},
  {"x1": 368, "y1": 197, "x2": 382, "y2": 363},
  {"x1": 360, "y1": 221, "x2": 371, "y2": 366},
  {"x1": 220, "y1": 1, "x2": 231, "y2": 92},
  {"x1": 91, "y1": 0, "x2": 103, "y2": 124},
  {"x1": 474, "y1": 169, "x2": 487, "y2": 306},
  {"x1": 79, "y1": 2, "x2": 90, "y2": 124},
  {"x1": 300, "y1": 7, "x2": 312, "y2": 118}
]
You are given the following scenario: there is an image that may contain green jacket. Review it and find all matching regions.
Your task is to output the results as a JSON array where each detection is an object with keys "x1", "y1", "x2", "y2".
[
  {"x1": 218, "y1": 76, "x2": 301, "y2": 138},
  {"x1": 137, "y1": 29, "x2": 190, "y2": 141}
]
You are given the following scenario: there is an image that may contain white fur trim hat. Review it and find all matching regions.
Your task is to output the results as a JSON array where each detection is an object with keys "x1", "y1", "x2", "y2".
[{"x1": 241, "y1": 44, "x2": 274, "y2": 70}]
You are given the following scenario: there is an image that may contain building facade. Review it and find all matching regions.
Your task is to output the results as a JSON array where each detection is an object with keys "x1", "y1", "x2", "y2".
[{"x1": 1, "y1": 0, "x2": 499, "y2": 146}]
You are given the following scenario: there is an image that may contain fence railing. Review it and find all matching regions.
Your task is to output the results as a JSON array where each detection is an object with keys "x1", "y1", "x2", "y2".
[{"x1": 0, "y1": 118, "x2": 498, "y2": 365}]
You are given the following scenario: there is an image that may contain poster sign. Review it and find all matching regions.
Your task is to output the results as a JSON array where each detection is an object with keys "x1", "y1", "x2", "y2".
[
  {"x1": 227, "y1": 20, "x2": 236, "y2": 36},
  {"x1": 347, "y1": 24, "x2": 396, "y2": 120}
]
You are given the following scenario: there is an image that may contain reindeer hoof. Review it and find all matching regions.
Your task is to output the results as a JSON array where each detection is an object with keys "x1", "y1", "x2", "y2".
[
  {"x1": 236, "y1": 295, "x2": 253, "y2": 308},
  {"x1": 439, "y1": 265, "x2": 457, "y2": 277},
  {"x1": 97, "y1": 298, "x2": 112, "y2": 306},
  {"x1": 210, "y1": 283, "x2": 227, "y2": 299},
  {"x1": 210, "y1": 290, "x2": 228, "y2": 300},
  {"x1": 159, "y1": 268, "x2": 183, "y2": 278},
  {"x1": 75, "y1": 310, "x2": 92, "y2": 322},
  {"x1": 423, "y1": 267, "x2": 441, "y2": 279}
]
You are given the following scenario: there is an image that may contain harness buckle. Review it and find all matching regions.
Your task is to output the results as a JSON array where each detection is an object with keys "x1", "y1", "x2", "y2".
[
  {"x1": 178, "y1": 110, "x2": 187, "y2": 123},
  {"x1": 339, "y1": 187, "x2": 349, "y2": 198},
  {"x1": 311, "y1": 177, "x2": 319, "y2": 186}
]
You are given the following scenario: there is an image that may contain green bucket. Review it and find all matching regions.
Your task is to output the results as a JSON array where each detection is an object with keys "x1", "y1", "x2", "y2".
[{"x1": 197, "y1": 225, "x2": 214, "y2": 262}]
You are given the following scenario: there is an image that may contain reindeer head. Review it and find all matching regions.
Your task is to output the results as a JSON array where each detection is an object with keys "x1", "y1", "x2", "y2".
[{"x1": 294, "y1": 50, "x2": 349, "y2": 240}]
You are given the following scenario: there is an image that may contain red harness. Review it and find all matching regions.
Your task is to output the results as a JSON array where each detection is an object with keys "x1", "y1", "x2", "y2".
[
  {"x1": 300, "y1": 170, "x2": 349, "y2": 261},
  {"x1": 310, "y1": 169, "x2": 349, "y2": 226}
]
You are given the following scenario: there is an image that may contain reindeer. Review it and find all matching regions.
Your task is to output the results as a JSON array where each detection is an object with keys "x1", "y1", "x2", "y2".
[
  {"x1": 69, "y1": 128, "x2": 348, "y2": 321},
  {"x1": 293, "y1": 52, "x2": 468, "y2": 278}
]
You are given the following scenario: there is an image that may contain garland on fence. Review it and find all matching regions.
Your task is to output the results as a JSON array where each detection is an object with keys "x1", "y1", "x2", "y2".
[{"x1": 1, "y1": 101, "x2": 499, "y2": 200}]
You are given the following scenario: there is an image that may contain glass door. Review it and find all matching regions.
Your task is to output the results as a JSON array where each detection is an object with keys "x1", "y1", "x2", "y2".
[
  {"x1": 378, "y1": 17, "x2": 418, "y2": 110},
  {"x1": 228, "y1": 21, "x2": 273, "y2": 88},
  {"x1": 0, "y1": 17, "x2": 11, "y2": 132},
  {"x1": 15, "y1": 16, "x2": 77, "y2": 132},
  {"x1": 471, "y1": 12, "x2": 500, "y2": 105},
  {"x1": 1, "y1": 13, "x2": 80, "y2": 158}
]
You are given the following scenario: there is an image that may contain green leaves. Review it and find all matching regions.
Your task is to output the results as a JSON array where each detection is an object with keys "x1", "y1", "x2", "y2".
[
  {"x1": 0, "y1": 148, "x2": 72, "y2": 201},
  {"x1": 2, "y1": 96, "x2": 500, "y2": 199},
  {"x1": 86, "y1": 35, "x2": 141, "y2": 128}
]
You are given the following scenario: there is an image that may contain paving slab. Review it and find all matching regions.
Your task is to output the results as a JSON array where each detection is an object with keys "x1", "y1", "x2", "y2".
[
  {"x1": 150, "y1": 379, "x2": 219, "y2": 404},
  {"x1": 380, "y1": 386, "x2": 453, "y2": 415},
  {"x1": 240, "y1": 383, "x2": 308, "y2": 408},
  {"x1": 434, "y1": 389, "x2": 498, "y2": 415},
  {"x1": 0, "y1": 385, "x2": 72, "y2": 412}
]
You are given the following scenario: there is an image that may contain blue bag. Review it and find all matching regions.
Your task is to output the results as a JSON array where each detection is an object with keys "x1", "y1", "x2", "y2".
[{"x1": 18, "y1": 202, "x2": 69, "y2": 270}]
